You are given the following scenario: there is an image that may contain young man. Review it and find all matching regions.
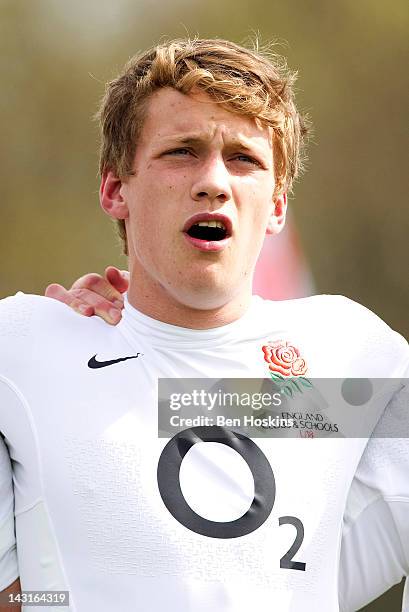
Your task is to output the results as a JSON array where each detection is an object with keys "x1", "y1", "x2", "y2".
[{"x1": 1, "y1": 38, "x2": 408, "y2": 611}]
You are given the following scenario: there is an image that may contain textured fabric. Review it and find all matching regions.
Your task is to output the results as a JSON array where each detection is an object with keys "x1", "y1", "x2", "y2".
[{"x1": 340, "y1": 384, "x2": 409, "y2": 611}]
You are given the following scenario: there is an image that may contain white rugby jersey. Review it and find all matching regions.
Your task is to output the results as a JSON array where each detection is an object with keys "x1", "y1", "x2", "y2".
[{"x1": 0, "y1": 292, "x2": 408, "y2": 612}]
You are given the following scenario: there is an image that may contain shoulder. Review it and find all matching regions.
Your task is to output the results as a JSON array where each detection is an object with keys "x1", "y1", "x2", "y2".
[
  {"x1": 262, "y1": 293, "x2": 398, "y2": 330},
  {"x1": 259, "y1": 294, "x2": 409, "y2": 377},
  {"x1": 0, "y1": 292, "x2": 111, "y2": 378},
  {"x1": 259, "y1": 293, "x2": 397, "y2": 334},
  {"x1": 0, "y1": 293, "x2": 49, "y2": 354},
  {"x1": 0, "y1": 292, "x2": 101, "y2": 338},
  {"x1": 0, "y1": 292, "x2": 37, "y2": 334},
  {"x1": 0, "y1": 291, "x2": 69, "y2": 317},
  {"x1": 318, "y1": 295, "x2": 408, "y2": 373}
]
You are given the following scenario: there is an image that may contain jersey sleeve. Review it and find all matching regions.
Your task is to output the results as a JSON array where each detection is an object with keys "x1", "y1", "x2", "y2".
[
  {"x1": 0, "y1": 432, "x2": 19, "y2": 590},
  {"x1": 0, "y1": 294, "x2": 30, "y2": 590},
  {"x1": 339, "y1": 382, "x2": 409, "y2": 611}
]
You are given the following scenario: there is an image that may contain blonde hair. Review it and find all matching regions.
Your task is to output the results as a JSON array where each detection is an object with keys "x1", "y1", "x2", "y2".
[{"x1": 96, "y1": 38, "x2": 308, "y2": 254}]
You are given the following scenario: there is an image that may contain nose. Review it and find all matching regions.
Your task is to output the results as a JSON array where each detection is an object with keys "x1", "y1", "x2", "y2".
[{"x1": 191, "y1": 155, "x2": 232, "y2": 204}]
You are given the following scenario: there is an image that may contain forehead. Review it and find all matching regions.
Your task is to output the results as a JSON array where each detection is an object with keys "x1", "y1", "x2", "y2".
[{"x1": 139, "y1": 87, "x2": 273, "y2": 149}]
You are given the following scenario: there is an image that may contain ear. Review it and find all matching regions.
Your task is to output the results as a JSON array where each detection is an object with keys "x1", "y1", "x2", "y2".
[
  {"x1": 266, "y1": 192, "x2": 287, "y2": 235},
  {"x1": 100, "y1": 171, "x2": 129, "y2": 220}
]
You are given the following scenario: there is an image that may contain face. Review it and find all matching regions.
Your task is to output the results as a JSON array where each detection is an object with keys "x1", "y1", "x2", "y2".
[{"x1": 101, "y1": 87, "x2": 286, "y2": 311}]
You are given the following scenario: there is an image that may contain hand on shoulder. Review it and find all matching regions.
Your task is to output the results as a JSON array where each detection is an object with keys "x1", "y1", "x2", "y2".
[{"x1": 45, "y1": 266, "x2": 128, "y2": 325}]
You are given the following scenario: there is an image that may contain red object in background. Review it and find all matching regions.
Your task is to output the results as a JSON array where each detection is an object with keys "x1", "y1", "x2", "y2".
[{"x1": 253, "y1": 212, "x2": 314, "y2": 300}]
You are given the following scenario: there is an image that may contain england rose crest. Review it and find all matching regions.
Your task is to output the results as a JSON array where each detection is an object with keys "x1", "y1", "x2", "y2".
[
  {"x1": 262, "y1": 340, "x2": 311, "y2": 396},
  {"x1": 262, "y1": 340, "x2": 307, "y2": 377}
]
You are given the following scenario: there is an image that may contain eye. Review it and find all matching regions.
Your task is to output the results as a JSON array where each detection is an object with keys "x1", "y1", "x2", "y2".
[
  {"x1": 232, "y1": 154, "x2": 262, "y2": 167},
  {"x1": 164, "y1": 148, "x2": 192, "y2": 156}
]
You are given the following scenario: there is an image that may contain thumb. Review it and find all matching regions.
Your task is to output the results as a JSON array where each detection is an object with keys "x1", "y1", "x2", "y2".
[{"x1": 105, "y1": 266, "x2": 129, "y2": 294}]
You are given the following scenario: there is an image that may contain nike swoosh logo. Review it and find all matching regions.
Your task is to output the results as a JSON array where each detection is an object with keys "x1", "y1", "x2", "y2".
[{"x1": 88, "y1": 354, "x2": 143, "y2": 369}]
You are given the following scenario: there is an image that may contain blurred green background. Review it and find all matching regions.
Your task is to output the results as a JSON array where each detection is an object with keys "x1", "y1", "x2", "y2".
[{"x1": 1, "y1": 1, "x2": 407, "y2": 609}]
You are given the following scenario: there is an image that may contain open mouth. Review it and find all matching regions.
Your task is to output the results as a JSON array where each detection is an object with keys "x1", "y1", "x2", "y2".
[
  {"x1": 187, "y1": 221, "x2": 228, "y2": 242},
  {"x1": 183, "y1": 214, "x2": 232, "y2": 251}
]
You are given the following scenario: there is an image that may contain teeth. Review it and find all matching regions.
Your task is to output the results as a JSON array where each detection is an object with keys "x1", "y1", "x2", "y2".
[{"x1": 196, "y1": 221, "x2": 226, "y2": 229}]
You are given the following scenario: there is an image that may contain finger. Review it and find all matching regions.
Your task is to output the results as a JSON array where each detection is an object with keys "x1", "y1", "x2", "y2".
[
  {"x1": 69, "y1": 288, "x2": 122, "y2": 325},
  {"x1": 71, "y1": 273, "x2": 124, "y2": 307},
  {"x1": 45, "y1": 284, "x2": 94, "y2": 316},
  {"x1": 104, "y1": 266, "x2": 129, "y2": 295}
]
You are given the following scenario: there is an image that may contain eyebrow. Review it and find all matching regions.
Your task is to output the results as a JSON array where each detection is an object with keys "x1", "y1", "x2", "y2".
[
  {"x1": 160, "y1": 134, "x2": 214, "y2": 146},
  {"x1": 159, "y1": 133, "x2": 268, "y2": 154}
]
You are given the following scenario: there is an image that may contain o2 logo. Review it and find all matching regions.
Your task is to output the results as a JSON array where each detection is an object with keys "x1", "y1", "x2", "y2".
[{"x1": 157, "y1": 426, "x2": 306, "y2": 571}]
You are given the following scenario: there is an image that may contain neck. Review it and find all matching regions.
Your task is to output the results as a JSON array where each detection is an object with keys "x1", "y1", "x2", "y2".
[{"x1": 126, "y1": 268, "x2": 252, "y2": 330}]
